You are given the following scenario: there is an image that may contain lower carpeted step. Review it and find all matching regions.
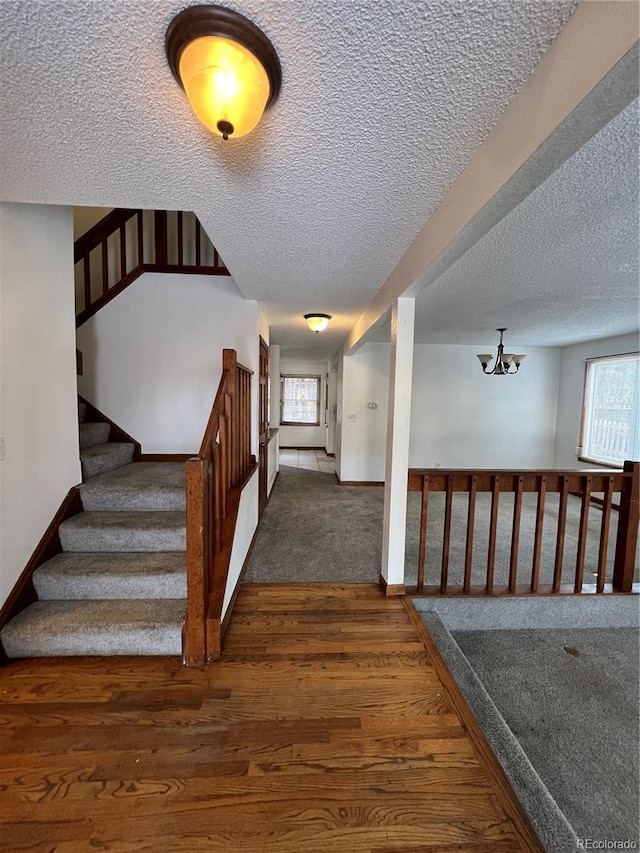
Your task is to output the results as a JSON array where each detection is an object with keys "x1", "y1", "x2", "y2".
[
  {"x1": 58, "y1": 511, "x2": 186, "y2": 552},
  {"x1": 80, "y1": 422, "x2": 111, "y2": 449},
  {"x1": 81, "y1": 442, "x2": 135, "y2": 480},
  {"x1": 0, "y1": 599, "x2": 184, "y2": 657},
  {"x1": 79, "y1": 463, "x2": 186, "y2": 511},
  {"x1": 33, "y1": 552, "x2": 186, "y2": 600}
]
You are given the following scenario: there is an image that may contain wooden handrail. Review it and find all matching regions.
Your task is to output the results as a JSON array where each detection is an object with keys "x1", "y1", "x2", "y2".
[
  {"x1": 74, "y1": 208, "x2": 230, "y2": 327},
  {"x1": 183, "y1": 349, "x2": 255, "y2": 667},
  {"x1": 409, "y1": 462, "x2": 639, "y2": 596}
]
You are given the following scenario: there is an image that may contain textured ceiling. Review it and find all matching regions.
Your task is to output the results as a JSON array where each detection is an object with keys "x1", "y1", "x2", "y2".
[
  {"x1": 0, "y1": 0, "x2": 581, "y2": 358},
  {"x1": 369, "y1": 98, "x2": 640, "y2": 348}
]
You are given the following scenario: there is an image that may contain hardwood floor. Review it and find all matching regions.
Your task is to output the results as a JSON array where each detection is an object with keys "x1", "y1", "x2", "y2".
[{"x1": 0, "y1": 584, "x2": 540, "y2": 852}]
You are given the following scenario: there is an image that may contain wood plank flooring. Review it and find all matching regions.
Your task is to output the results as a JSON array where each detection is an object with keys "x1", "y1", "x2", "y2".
[{"x1": 0, "y1": 584, "x2": 539, "y2": 852}]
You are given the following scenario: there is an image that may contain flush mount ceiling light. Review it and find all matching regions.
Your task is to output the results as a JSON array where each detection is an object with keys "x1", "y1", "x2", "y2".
[
  {"x1": 304, "y1": 314, "x2": 332, "y2": 333},
  {"x1": 477, "y1": 328, "x2": 526, "y2": 375},
  {"x1": 165, "y1": 4, "x2": 281, "y2": 140}
]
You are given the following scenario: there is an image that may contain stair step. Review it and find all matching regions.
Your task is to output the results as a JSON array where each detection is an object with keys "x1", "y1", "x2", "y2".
[
  {"x1": 79, "y1": 463, "x2": 186, "y2": 511},
  {"x1": 59, "y1": 511, "x2": 186, "y2": 552},
  {"x1": 78, "y1": 402, "x2": 86, "y2": 423},
  {"x1": 79, "y1": 422, "x2": 111, "y2": 450},
  {"x1": 81, "y1": 442, "x2": 135, "y2": 479},
  {"x1": 33, "y1": 553, "x2": 186, "y2": 600},
  {"x1": 0, "y1": 599, "x2": 184, "y2": 657}
]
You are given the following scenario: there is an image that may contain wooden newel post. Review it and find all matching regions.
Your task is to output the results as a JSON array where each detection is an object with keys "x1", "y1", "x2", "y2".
[
  {"x1": 154, "y1": 210, "x2": 168, "y2": 267},
  {"x1": 183, "y1": 457, "x2": 207, "y2": 667},
  {"x1": 612, "y1": 460, "x2": 639, "y2": 592}
]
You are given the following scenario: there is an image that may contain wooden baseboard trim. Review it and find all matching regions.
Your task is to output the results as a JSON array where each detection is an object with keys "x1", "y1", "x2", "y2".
[
  {"x1": 0, "y1": 487, "x2": 84, "y2": 662},
  {"x1": 280, "y1": 446, "x2": 326, "y2": 451},
  {"x1": 79, "y1": 395, "x2": 142, "y2": 461},
  {"x1": 336, "y1": 474, "x2": 384, "y2": 487},
  {"x1": 402, "y1": 597, "x2": 544, "y2": 852},
  {"x1": 379, "y1": 574, "x2": 406, "y2": 596},
  {"x1": 139, "y1": 453, "x2": 194, "y2": 462}
]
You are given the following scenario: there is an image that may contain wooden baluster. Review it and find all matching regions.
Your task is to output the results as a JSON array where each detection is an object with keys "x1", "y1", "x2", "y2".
[
  {"x1": 440, "y1": 476, "x2": 453, "y2": 594},
  {"x1": 214, "y1": 247, "x2": 219, "y2": 270},
  {"x1": 154, "y1": 211, "x2": 168, "y2": 267},
  {"x1": 530, "y1": 475, "x2": 547, "y2": 592},
  {"x1": 486, "y1": 475, "x2": 500, "y2": 593},
  {"x1": 195, "y1": 218, "x2": 201, "y2": 266},
  {"x1": 83, "y1": 253, "x2": 91, "y2": 313},
  {"x1": 177, "y1": 211, "x2": 184, "y2": 267},
  {"x1": 102, "y1": 238, "x2": 109, "y2": 294},
  {"x1": 553, "y1": 476, "x2": 570, "y2": 592},
  {"x1": 417, "y1": 475, "x2": 429, "y2": 593},
  {"x1": 596, "y1": 476, "x2": 614, "y2": 593},
  {"x1": 212, "y1": 442, "x2": 222, "y2": 554},
  {"x1": 119, "y1": 224, "x2": 126, "y2": 278},
  {"x1": 613, "y1": 460, "x2": 640, "y2": 592},
  {"x1": 222, "y1": 350, "x2": 238, "y2": 483},
  {"x1": 463, "y1": 474, "x2": 477, "y2": 593},
  {"x1": 509, "y1": 475, "x2": 523, "y2": 592},
  {"x1": 219, "y1": 418, "x2": 228, "y2": 519},
  {"x1": 137, "y1": 210, "x2": 144, "y2": 266},
  {"x1": 184, "y1": 458, "x2": 207, "y2": 667},
  {"x1": 574, "y1": 476, "x2": 592, "y2": 592}
]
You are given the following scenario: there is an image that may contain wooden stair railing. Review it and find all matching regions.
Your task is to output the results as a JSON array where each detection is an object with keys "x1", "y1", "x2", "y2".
[
  {"x1": 74, "y1": 208, "x2": 230, "y2": 327},
  {"x1": 409, "y1": 461, "x2": 639, "y2": 596},
  {"x1": 184, "y1": 349, "x2": 255, "y2": 667}
]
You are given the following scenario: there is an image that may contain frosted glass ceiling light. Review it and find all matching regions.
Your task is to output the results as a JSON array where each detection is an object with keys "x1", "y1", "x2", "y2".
[
  {"x1": 304, "y1": 314, "x2": 332, "y2": 333},
  {"x1": 166, "y1": 5, "x2": 281, "y2": 140},
  {"x1": 477, "y1": 328, "x2": 526, "y2": 375}
]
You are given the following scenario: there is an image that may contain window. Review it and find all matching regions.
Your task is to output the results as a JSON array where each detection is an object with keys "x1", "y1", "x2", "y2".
[
  {"x1": 580, "y1": 353, "x2": 640, "y2": 466},
  {"x1": 280, "y1": 375, "x2": 321, "y2": 426}
]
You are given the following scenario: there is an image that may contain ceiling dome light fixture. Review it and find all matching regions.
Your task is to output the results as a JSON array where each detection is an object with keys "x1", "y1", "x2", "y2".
[
  {"x1": 304, "y1": 313, "x2": 332, "y2": 333},
  {"x1": 477, "y1": 328, "x2": 526, "y2": 375},
  {"x1": 165, "y1": 4, "x2": 282, "y2": 140}
]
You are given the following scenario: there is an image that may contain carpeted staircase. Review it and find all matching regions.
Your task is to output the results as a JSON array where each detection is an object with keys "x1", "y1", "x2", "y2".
[{"x1": 1, "y1": 403, "x2": 187, "y2": 658}]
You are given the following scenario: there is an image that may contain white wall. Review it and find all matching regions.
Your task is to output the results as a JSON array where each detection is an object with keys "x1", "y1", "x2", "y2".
[
  {"x1": 339, "y1": 344, "x2": 389, "y2": 481},
  {"x1": 269, "y1": 344, "x2": 280, "y2": 429},
  {"x1": 222, "y1": 469, "x2": 258, "y2": 617},
  {"x1": 410, "y1": 343, "x2": 560, "y2": 468},
  {"x1": 73, "y1": 206, "x2": 112, "y2": 239},
  {"x1": 77, "y1": 272, "x2": 259, "y2": 454},
  {"x1": 0, "y1": 202, "x2": 81, "y2": 607},
  {"x1": 278, "y1": 359, "x2": 328, "y2": 448},
  {"x1": 337, "y1": 341, "x2": 561, "y2": 481},
  {"x1": 554, "y1": 332, "x2": 639, "y2": 469},
  {"x1": 267, "y1": 430, "x2": 279, "y2": 495}
]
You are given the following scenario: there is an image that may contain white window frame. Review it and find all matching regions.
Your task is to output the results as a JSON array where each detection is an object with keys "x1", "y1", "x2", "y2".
[
  {"x1": 579, "y1": 352, "x2": 640, "y2": 468},
  {"x1": 280, "y1": 374, "x2": 321, "y2": 427}
]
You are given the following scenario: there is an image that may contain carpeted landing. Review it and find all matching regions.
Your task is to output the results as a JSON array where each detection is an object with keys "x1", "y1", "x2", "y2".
[{"x1": 1, "y1": 404, "x2": 186, "y2": 658}]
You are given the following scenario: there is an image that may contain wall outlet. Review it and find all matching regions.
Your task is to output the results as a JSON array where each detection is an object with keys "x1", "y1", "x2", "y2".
[
  {"x1": 348, "y1": 414, "x2": 357, "y2": 423},
  {"x1": 367, "y1": 402, "x2": 378, "y2": 409}
]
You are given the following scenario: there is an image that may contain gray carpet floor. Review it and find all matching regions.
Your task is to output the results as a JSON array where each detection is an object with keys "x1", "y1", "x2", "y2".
[
  {"x1": 453, "y1": 627, "x2": 640, "y2": 845},
  {"x1": 244, "y1": 466, "x2": 384, "y2": 582}
]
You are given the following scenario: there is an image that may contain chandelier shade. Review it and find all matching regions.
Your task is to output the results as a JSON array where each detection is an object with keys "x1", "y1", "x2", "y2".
[{"x1": 477, "y1": 329, "x2": 526, "y2": 375}]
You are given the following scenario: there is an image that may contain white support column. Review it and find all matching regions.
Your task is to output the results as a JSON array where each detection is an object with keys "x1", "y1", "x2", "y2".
[{"x1": 381, "y1": 297, "x2": 415, "y2": 593}]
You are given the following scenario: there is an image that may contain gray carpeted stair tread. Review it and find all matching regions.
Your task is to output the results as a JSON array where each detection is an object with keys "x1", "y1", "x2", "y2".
[
  {"x1": 81, "y1": 442, "x2": 135, "y2": 480},
  {"x1": 33, "y1": 552, "x2": 186, "y2": 600},
  {"x1": 0, "y1": 599, "x2": 184, "y2": 657},
  {"x1": 59, "y1": 511, "x2": 186, "y2": 553},
  {"x1": 80, "y1": 463, "x2": 186, "y2": 511},
  {"x1": 79, "y1": 422, "x2": 111, "y2": 449}
]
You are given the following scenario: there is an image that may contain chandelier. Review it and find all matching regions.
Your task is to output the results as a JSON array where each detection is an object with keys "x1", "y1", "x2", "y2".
[{"x1": 476, "y1": 328, "x2": 526, "y2": 375}]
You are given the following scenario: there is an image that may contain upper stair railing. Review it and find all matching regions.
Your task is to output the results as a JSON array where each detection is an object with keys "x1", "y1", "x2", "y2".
[
  {"x1": 183, "y1": 349, "x2": 255, "y2": 667},
  {"x1": 409, "y1": 461, "x2": 639, "y2": 595},
  {"x1": 74, "y1": 209, "x2": 229, "y2": 326}
]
